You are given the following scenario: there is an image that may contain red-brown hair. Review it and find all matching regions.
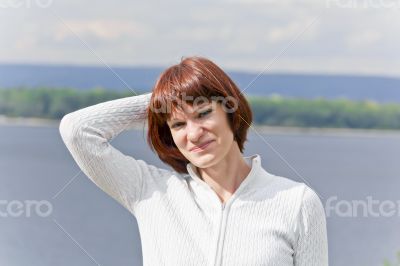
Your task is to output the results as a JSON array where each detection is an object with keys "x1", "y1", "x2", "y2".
[{"x1": 146, "y1": 56, "x2": 252, "y2": 173}]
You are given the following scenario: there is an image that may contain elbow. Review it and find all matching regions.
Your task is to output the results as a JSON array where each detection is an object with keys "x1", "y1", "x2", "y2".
[{"x1": 59, "y1": 112, "x2": 79, "y2": 145}]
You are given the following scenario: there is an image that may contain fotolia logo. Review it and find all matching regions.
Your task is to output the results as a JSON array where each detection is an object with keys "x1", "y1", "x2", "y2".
[
  {"x1": 0, "y1": 200, "x2": 53, "y2": 217},
  {"x1": 0, "y1": 0, "x2": 53, "y2": 8},
  {"x1": 325, "y1": 196, "x2": 400, "y2": 218},
  {"x1": 326, "y1": 0, "x2": 400, "y2": 8}
]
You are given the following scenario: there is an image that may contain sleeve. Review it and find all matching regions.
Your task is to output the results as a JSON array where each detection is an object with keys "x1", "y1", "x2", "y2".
[
  {"x1": 59, "y1": 92, "x2": 171, "y2": 215},
  {"x1": 293, "y1": 186, "x2": 329, "y2": 266}
]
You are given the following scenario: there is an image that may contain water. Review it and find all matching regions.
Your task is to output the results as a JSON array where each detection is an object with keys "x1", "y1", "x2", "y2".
[{"x1": 1, "y1": 124, "x2": 399, "y2": 266}]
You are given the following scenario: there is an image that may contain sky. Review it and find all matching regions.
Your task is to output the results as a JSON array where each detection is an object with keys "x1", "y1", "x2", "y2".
[{"x1": 1, "y1": 0, "x2": 400, "y2": 77}]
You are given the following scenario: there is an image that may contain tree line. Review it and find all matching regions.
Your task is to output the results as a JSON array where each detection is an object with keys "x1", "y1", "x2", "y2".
[{"x1": 1, "y1": 87, "x2": 399, "y2": 130}]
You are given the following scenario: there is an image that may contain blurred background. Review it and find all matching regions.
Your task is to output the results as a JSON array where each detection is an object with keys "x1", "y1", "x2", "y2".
[{"x1": 1, "y1": 1, "x2": 400, "y2": 265}]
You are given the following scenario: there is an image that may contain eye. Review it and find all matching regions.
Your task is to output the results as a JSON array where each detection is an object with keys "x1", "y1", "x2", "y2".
[
  {"x1": 198, "y1": 108, "x2": 212, "y2": 118},
  {"x1": 169, "y1": 108, "x2": 212, "y2": 129},
  {"x1": 171, "y1": 122, "x2": 185, "y2": 129}
]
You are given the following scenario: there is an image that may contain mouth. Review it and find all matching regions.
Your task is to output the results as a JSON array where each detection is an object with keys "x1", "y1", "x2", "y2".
[{"x1": 190, "y1": 140, "x2": 214, "y2": 152}]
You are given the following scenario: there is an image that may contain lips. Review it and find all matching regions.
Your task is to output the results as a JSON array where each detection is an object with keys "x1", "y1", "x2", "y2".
[{"x1": 190, "y1": 140, "x2": 214, "y2": 152}]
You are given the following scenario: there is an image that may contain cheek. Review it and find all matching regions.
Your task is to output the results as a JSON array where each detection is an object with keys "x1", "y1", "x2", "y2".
[
  {"x1": 213, "y1": 115, "x2": 232, "y2": 135},
  {"x1": 170, "y1": 131, "x2": 186, "y2": 148}
]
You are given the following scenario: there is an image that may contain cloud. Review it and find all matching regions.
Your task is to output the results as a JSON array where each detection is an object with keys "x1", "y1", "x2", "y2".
[
  {"x1": 1, "y1": 0, "x2": 400, "y2": 77},
  {"x1": 264, "y1": 19, "x2": 319, "y2": 43},
  {"x1": 347, "y1": 30, "x2": 382, "y2": 49},
  {"x1": 54, "y1": 19, "x2": 149, "y2": 42}
]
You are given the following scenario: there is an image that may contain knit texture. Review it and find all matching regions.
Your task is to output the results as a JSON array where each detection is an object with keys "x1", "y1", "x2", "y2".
[{"x1": 59, "y1": 92, "x2": 328, "y2": 266}]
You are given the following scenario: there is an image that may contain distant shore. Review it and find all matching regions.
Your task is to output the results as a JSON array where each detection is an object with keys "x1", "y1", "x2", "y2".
[
  {"x1": 1, "y1": 115, "x2": 400, "y2": 138},
  {"x1": 0, "y1": 115, "x2": 59, "y2": 127}
]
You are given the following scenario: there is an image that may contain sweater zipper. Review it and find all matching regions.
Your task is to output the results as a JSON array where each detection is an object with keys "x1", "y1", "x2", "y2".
[{"x1": 213, "y1": 202, "x2": 227, "y2": 266}]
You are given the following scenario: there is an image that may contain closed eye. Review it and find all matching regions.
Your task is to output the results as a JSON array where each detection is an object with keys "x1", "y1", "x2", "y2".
[
  {"x1": 170, "y1": 108, "x2": 212, "y2": 129},
  {"x1": 170, "y1": 122, "x2": 185, "y2": 129},
  {"x1": 198, "y1": 108, "x2": 212, "y2": 118}
]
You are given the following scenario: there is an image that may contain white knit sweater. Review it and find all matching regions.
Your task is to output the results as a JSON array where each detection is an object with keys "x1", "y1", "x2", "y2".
[{"x1": 59, "y1": 92, "x2": 328, "y2": 266}]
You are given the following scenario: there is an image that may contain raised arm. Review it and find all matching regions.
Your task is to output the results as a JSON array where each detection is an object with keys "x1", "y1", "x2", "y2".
[
  {"x1": 293, "y1": 186, "x2": 329, "y2": 266},
  {"x1": 59, "y1": 92, "x2": 167, "y2": 215}
]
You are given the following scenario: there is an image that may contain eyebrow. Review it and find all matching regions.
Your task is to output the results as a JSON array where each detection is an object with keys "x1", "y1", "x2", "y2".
[{"x1": 168, "y1": 103, "x2": 212, "y2": 122}]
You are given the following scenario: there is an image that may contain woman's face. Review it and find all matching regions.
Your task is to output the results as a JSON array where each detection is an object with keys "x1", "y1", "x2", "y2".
[{"x1": 167, "y1": 100, "x2": 235, "y2": 169}]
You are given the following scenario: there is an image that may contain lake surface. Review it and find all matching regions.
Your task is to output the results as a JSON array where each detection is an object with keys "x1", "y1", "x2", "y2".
[{"x1": 1, "y1": 124, "x2": 399, "y2": 266}]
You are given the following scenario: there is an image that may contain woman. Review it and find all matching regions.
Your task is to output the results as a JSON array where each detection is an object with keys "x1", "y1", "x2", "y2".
[{"x1": 59, "y1": 56, "x2": 328, "y2": 266}]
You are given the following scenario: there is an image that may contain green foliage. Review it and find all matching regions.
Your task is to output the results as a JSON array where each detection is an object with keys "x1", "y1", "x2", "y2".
[
  {"x1": 1, "y1": 88, "x2": 400, "y2": 130},
  {"x1": 0, "y1": 87, "x2": 134, "y2": 119},
  {"x1": 383, "y1": 250, "x2": 400, "y2": 266},
  {"x1": 248, "y1": 95, "x2": 400, "y2": 130}
]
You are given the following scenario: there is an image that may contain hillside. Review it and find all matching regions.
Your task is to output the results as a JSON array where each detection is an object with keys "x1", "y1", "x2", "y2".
[{"x1": 1, "y1": 64, "x2": 400, "y2": 103}]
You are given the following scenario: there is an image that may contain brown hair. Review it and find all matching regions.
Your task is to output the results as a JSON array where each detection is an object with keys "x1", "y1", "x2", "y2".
[{"x1": 146, "y1": 56, "x2": 252, "y2": 173}]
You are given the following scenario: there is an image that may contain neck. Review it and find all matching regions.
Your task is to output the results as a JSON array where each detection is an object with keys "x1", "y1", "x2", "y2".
[{"x1": 196, "y1": 143, "x2": 251, "y2": 203}]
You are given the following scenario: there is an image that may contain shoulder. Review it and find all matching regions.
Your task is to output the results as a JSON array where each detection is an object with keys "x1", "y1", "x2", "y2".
[
  {"x1": 260, "y1": 170, "x2": 307, "y2": 200},
  {"x1": 133, "y1": 158, "x2": 189, "y2": 186},
  {"x1": 261, "y1": 169, "x2": 321, "y2": 201},
  {"x1": 258, "y1": 171, "x2": 324, "y2": 216},
  {"x1": 275, "y1": 174, "x2": 324, "y2": 212}
]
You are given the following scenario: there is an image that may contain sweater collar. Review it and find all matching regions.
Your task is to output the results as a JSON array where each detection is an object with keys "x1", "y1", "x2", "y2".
[{"x1": 185, "y1": 154, "x2": 262, "y2": 194}]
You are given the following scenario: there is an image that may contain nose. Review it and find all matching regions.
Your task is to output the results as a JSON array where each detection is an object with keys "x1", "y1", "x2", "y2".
[{"x1": 186, "y1": 120, "x2": 204, "y2": 142}]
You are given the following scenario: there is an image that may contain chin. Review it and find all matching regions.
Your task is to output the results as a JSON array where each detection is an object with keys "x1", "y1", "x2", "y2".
[{"x1": 190, "y1": 153, "x2": 218, "y2": 168}]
